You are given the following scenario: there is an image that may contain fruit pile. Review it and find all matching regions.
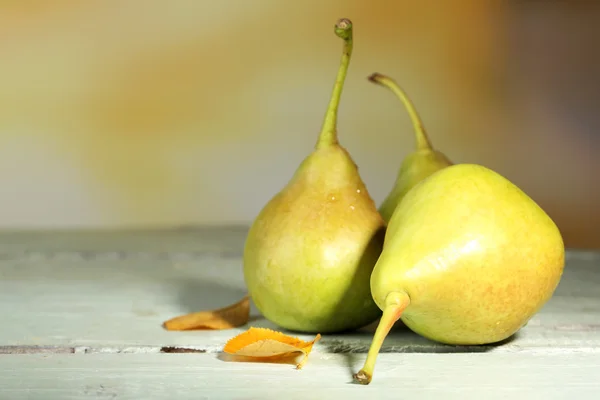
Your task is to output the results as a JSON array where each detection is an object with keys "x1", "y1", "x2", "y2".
[{"x1": 242, "y1": 18, "x2": 565, "y2": 385}]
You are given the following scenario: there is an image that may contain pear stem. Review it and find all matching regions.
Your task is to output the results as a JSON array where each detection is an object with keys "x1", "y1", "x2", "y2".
[
  {"x1": 368, "y1": 73, "x2": 433, "y2": 152},
  {"x1": 316, "y1": 18, "x2": 354, "y2": 149},
  {"x1": 353, "y1": 291, "x2": 410, "y2": 385}
]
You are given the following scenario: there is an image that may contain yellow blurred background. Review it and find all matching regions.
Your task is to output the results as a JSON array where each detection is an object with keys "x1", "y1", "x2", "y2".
[{"x1": 0, "y1": 1, "x2": 597, "y2": 249}]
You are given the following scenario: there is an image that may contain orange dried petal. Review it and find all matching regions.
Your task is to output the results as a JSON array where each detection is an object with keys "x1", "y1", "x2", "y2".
[
  {"x1": 162, "y1": 295, "x2": 250, "y2": 331},
  {"x1": 223, "y1": 327, "x2": 321, "y2": 369}
]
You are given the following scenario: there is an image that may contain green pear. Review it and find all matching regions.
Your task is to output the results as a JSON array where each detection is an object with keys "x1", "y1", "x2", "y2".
[
  {"x1": 354, "y1": 163, "x2": 565, "y2": 384},
  {"x1": 370, "y1": 73, "x2": 453, "y2": 223},
  {"x1": 243, "y1": 18, "x2": 385, "y2": 334}
]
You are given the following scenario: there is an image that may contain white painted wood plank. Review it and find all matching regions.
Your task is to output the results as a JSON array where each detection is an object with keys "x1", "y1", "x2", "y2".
[
  {"x1": 1, "y1": 353, "x2": 599, "y2": 399},
  {"x1": 0, "y1": 228, "x2": 599, "y2": 354},
  {"x1": 0, "y1": 227, "x2": 249, "y2": 254}
]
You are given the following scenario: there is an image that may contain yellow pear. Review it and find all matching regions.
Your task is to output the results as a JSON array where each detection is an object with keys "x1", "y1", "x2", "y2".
[
  {"x1": 370, "y1": 73, "x2": 453, "y2": 223},
  {"x1": 354, "y1": 163, "x2": 565, "y2": 384},
  {"x1": 243, "y1": 19, "x2": 385, "y2": 334}
]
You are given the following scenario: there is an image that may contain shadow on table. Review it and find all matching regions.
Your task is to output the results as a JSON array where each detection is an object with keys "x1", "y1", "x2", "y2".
[
  {"x1": 166, "y1": 273, "x2": 519, "y2": 382},
  {"x1": 318, "y1": 325, "x2": 520, "y2": 384},
  {"x1": 216, "y1": 352, "x2": 303, "y2": 367},
  {"x1": 167, "y1": 278, "x2": 249, "y2": 316},
  {"x1": 214, "y1": 310, "x2": 520, "y2": 384},
  {"x1": 158, "y1": 277, "x2": 265, "y2": 330}
]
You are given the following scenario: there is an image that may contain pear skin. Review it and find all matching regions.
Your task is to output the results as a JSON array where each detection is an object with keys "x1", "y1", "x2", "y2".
[
  {"x1": 243, "y1": 19, "x2": 385, "y2": 334},
  {"x1": 369, "y1": 73, "x2": 453, "y2": 223},
  {"x1": 354, "y1": 163, "x2": 565, "y2": 384}
]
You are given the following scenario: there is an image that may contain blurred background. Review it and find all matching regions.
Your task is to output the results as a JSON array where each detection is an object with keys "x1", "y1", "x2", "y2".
[{"x1": 0, "y1": 1, "x2": 597, "y2": 249}]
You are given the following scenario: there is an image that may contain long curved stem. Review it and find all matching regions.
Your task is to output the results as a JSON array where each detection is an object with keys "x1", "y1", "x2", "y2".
[
  {"x1": 368, "y1": 73, "x2": 433, "y2": 152},
  {"x1": 353, "y1": 291, "x2": 410, "y2": 385},
  {"x1": 316, "y1": 18, "x2": 353, "y2": 149}
]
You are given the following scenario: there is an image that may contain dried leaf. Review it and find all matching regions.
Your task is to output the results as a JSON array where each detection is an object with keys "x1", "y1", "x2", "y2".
[
  {"x1": 162, "y1": 295, "x2": 250, "y2": 331},
  {"x1": 223, "y1": 327, "x2": 322, "y2": 369}
]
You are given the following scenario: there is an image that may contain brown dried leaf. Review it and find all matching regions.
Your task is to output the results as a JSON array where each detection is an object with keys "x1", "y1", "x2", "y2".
[
  {"x1": 162, "y1": 295, "x2": 250, "y2": 331},
  {"x1": 223, "y1": 327, "x2": 321, "y2": 369}
]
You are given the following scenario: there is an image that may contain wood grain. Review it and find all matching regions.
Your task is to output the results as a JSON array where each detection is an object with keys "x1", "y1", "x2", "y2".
[
  {"x1": 0, "y1": 228, "x2": 598, "y2": 397},
  {"x1": 1, "y1": 228, "x2": 599, "y2": 353},
  {"x1": 1, "y1": 353, "x2": 599, "y2": 399}
]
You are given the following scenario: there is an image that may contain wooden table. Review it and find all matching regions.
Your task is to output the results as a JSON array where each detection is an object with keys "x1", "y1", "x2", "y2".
[{"x1": 1, "y1": 227, "x2": 599, "y2": 399}]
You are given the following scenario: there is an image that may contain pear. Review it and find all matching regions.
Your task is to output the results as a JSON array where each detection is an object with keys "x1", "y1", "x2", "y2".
[
  {"x1": 369, "y1": 73, "x2": 453, "y2": 223},
  {"x1": 243, "y1": 18, "x2": 385, "y2": 334},
  {"x1": 354, "y1": 163, "x2": 565, "y2": 384}
]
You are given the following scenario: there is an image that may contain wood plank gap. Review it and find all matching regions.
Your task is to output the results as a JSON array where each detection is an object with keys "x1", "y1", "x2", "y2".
[
  {"x1": 0, "y1": 345, "x2": 208, "y2": 355},
  {"x1": 2, "y1": 343, "x2": 599, "y2": 355}
]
